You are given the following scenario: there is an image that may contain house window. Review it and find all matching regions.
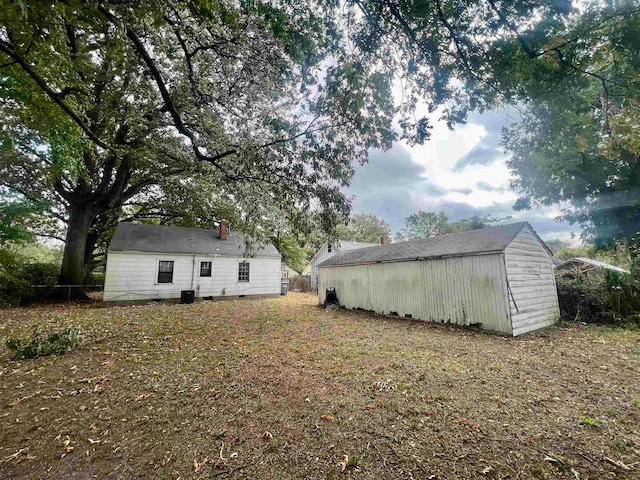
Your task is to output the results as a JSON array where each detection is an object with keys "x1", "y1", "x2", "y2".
[
  {"x1": 157, "y1": 260, "x2": 174, "y2": 283},
  {"x1": 238, "y1": 261, "x2": 250, "y2": 282},
  {"x1": 328, "y1": 244, "x2": 332, "y2": 253},
  {"x1": 200, "y1": 261, "x2": 212, "y2": 277}
]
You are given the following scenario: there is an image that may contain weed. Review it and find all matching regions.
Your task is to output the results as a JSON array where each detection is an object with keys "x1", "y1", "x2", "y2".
[
  {"x1": 4, "y1": 327, "x2": 80, "y2": 360},
  {"x1": 580, "y1": 417, "x2": 598, "y2": 428},
  {"x1": 605, "y1": 409, "x2": 618, "y2": 417},
  {"x1": 489, "y1": 363, "x2": 503, "y2": 372},
  {"x1": 614, "y1": 439, "x2": 632, "y2": 453},
  {"x1": 632, "y1": 398, "x2": 640, "y2": 408},
  {"x1": 347, "y1": 455, "x2": 362, "y2": 468}
]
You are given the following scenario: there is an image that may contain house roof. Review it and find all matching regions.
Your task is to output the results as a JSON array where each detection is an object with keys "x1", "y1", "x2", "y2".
[
  {"x1": 555, "y1": 257, "x2": 629, "y2": 274},
  {"x1": 108, "y1": 223, "x2": 281, "y2": 258},
  {"x1": 318, "y1": 222, "x2": 533, "y2": 267}
]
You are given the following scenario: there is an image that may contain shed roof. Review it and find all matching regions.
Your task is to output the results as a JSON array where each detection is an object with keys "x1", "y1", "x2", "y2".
[
  {"x1": 318, "y1": 222, "x2": 533, "y2": 267},
  {"x1": 555, "y1": 257, "x2": 629, "y2": 274},
  {"x1": 108, "y1": 223, "x2": 281, "y2": 258}
]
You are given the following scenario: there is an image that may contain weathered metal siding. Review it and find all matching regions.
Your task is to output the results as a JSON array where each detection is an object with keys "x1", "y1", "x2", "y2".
[
  {"x1": 504, "y1": 225, "x2": 559, "y2": 336},
  {"x1": 318, "y1": 253, "x2": 512, "y2": 334}
]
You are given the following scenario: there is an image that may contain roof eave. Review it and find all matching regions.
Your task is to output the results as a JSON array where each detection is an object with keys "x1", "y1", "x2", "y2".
[{"x1": 318, "y1": 249, "x2": 505, "y2": 268}]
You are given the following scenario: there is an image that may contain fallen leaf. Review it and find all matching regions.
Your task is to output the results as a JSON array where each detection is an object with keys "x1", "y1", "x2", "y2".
[
  {"x1": 61, "y1": 446, "x2": 74, "y2": 458},
  {"x1": 135, "y1": 393, "x2": 151, "y2": 402},
  {"x1": 320, "y1": 415, "x2": 335, "y2": 422},
  {"x1": 339, "y1": 454, "x2": 349, "y2": 472},
  {"x1": 481, "y1": 465, "x2": 493, "y2": 474},
  {"x1": 261, "y1": 431, "x2": 273, "y2": 442},
  {"x1": 193, "y1": 457, "x2": 208, "y2": 473}
]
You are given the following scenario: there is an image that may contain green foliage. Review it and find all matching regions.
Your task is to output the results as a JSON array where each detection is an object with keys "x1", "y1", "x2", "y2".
[
  {"x1": 336, "y1": 213, "x2": 390, "y2": 243},
  {"x1": 579, "y1": 417, "x2": 598, "y2": 428},
  {"x1": 3, "y1": 327, "x2": 80, "y2": 360},
  {"x1": 556, "y1": 268, "x2": 640, "y2": 326},
  {"x1": 545, "y1": 239, "x2": 569, "y2": 254},
  {"x1": 0, "y1": 192, "x2": 49, "y2": 245},
  {"x1": 274, "y1": 235, "x2": 309, "y2": 274},
  {"x1": 632, "y1": 398, "x2": 640, "y2": 408},
  {"x1": 555, "y1": 246, "x2": 597, "y2": 261},
  {"x1": 502, "y1": 3, "x2": 640, "y2": 249},
  {"x1": 396, "y1": 211, "x2": 452, "y2": 240},
  {"x1": 0, "y1": 0, "x2": 399, "y2": 284},
  {"x1": 0, "y1": 249, "x2": 59, "y2": 307},
  {"x1": 396, "y1": 211, "x2": 510, "y2": 240}
]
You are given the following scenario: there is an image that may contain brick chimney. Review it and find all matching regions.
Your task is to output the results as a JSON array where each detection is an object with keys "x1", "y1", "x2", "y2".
[
  {"x1": 219, "y1": 220, "x2": 228, "y2": 241},
  {"x1": 379, "y1": 236, "x2": 388, "y2": 245}
]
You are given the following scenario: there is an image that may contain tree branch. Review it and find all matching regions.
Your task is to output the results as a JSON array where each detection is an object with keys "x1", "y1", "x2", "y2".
[{"x1": 0, "y1": 40, "x2": 112, "y2": 151}]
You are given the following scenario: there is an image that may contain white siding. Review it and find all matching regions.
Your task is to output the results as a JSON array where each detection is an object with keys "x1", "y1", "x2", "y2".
[
  {"x1": 104, "y1": 252, "x2": 281, "y2": 302},
  {"x1": 318, "y1": 254, "x2": 512, "y2": 335},
  {"x1": 310, "y1": 241, "x2": 376, "y2": 290},
  {"x1": 310, "y1": 243, "x2": 332, "y2": 290},
  {"x1": 504, "y1": 225, "x2": 559, "y2": 336}
]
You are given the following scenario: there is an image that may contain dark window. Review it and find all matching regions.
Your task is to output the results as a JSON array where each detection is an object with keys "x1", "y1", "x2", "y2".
[
  {"x1": 200, "y1": 261, "x2": 212, "y2": 277},
  {"x1": 328, "y1": 244, "x2": 332, "y2": 253},
  {"x1": 238, "y1": 261, "x2": 250, "y2": 282},
  {"x1": 157, "y1": 260, "x2": 174, "y2": 283}
]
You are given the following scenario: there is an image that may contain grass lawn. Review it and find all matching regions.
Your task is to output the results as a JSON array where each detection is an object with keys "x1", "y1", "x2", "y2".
[{"x1": 0, "y1": 293, "x2": 639, "y2": 479}]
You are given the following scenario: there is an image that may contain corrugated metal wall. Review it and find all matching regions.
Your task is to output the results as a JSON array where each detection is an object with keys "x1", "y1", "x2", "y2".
[
  {"x1": 318, "y1": 253, "x2": 512, "y2": 334},
  {"x1": 504, "y1": 225, "x2": 560, "y2": 336}
]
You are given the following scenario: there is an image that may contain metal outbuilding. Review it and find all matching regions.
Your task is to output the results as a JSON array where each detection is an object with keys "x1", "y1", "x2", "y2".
[{"x1": 317, "y1": 222, "x2": 559, "y2": 336}]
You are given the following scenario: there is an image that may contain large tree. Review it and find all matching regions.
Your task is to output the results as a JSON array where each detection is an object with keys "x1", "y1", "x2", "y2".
[
  {"x1": 396, "y1": 210, "x2": 452, "y2": 240},
  {"x1": 396, "y1": 211, "x2": 509, "y2": 240},
  {"x1": 348, "y1": 1, "x2": 639, "y2": 249},
  {"x1": 2, "y1": 0, "x2": 610, "y2": 289},
  {"x1": 502, "y1": 2, "x2": 640, "y2": 248},
  {"x1": 0, "y1": 0, "x2": 399, "y2": 287},
  {"x1": 336, "y1": 213, "x2": 391, "y2": 243}
]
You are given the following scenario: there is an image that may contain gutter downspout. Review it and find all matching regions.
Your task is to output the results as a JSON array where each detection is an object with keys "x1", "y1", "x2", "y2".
[{"x1": 191, "y1": 255, "x2": 196, "y2": 290}]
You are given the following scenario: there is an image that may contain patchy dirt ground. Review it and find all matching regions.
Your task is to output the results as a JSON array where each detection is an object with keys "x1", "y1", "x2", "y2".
[{"x1": 0, "y1": 293, "x2": 639, "y2": 479}]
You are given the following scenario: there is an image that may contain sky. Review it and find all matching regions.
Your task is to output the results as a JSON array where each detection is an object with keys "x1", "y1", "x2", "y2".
[{"x1": 344, "y1": 107, "x2": 581, "y2": 245}]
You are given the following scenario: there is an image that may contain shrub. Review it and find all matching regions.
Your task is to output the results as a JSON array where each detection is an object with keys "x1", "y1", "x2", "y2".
[
  {"x1": 556, "y1": 270, "x2": 640, "y2": 326},
  {"x1": 0, "y1": 249, "x2": 60, "y2": 306},
  {"x1": 4, "y1": 327, "x2": 80, "y2": 360}
]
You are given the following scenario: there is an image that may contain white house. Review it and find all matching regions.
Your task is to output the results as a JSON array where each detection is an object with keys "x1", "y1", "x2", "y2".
[
  {"x1": 318, "y1": 222, "x2": 560, "y2": 336},
  {"x1": 309, "y1": 239, "x2": 380, "y2": 290},
  {"x1": 104, "y1": 221, "x2": 281, "y2": 305}
]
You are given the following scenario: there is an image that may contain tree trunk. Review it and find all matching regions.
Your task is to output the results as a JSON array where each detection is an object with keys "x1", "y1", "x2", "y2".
[{"x1": 59, "y1": 204, "x2": 97, "y2": 297}]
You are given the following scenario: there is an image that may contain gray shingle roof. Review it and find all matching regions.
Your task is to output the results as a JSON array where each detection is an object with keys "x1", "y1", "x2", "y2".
[
  {"x1": 318, "y1": 222, "x2": 530, "y2": 267},
  {"x1": 108, "y1": 223, "x2": 281, "y2": 258}
]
